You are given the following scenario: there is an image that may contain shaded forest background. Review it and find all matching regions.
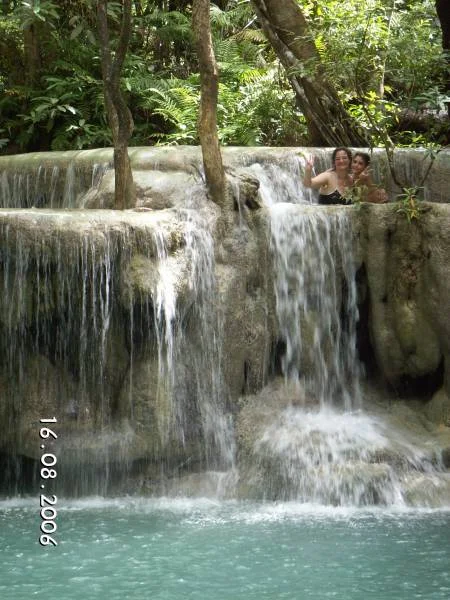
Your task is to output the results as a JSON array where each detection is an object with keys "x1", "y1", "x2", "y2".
[{"x1": 0, "y1": 0, "x2": 449, "y2": 155}]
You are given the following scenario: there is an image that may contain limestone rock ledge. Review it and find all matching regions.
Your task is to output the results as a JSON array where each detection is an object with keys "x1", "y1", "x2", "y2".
[
  {"x1": 0, "y1": 197, "x2": 274, "y2": 491},
  {"x1": 358, "y1": 202, "x2": 450, "y2": 398},
  {"x1": 0, "y1": 148, "x2": 449, "y2": 499},
  {"x1": 235, "y1": 379, "x2": 450, "y2": 506}
]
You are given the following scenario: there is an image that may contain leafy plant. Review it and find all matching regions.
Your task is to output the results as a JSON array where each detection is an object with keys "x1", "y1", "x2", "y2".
[
  {"x1": 410, "y1": 87, "x2": 450, "y2": 114},
  {"x1": 395, "y1": 187, "x2": 424, "y2": 222},
  {"x1": 302, "y1": 0, "x2": 447, "y2": 146},
  {"x1": 15, "y1": 0, "x2": 60, "y2": 29}
]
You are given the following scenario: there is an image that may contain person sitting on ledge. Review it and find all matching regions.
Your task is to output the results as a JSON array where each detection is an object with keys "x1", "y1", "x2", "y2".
[
  {"x1": 351, "y1": 152, "x2": 388, "y2": 204},
  {"x1": 303, "y1": 147, "x2": 353, "y2": 205}
]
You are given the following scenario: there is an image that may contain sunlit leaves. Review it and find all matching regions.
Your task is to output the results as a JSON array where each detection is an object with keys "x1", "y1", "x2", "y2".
[
  {"x1": 297, "y1": 0, "x2": 446, "y2": 146},
  {"x1": 16, "y1": 0, "x2": 60, "y2": 28}
]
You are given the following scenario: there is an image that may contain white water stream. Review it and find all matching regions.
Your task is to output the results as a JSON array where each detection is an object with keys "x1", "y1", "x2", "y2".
[
  {"x1": 244, "y1": 158, "x2": 449, "y2": 507},
  {"x1": 146, "y1": 208, "x2": 234, "y2": 469}
]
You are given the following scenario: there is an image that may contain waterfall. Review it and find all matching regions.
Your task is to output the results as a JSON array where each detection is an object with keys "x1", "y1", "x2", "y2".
[
  {"x1": 136, "y1": 209, "x2": 234, "y2": 471},
  {"x1": 0, "y1": 160, "x2": 111, "y2": 208},
  {"x1": 180, "y1": 213, "x2": 235, "y2": 469},
  {"x1": 269, "y1": 204, "x2": 360, "y2": 409},
  {"x1": 0, "y1": 215, "x2": 124, "y2": 494},
  {"x1": 0, "y1": 148, "x2": 448, "y2": 505},
  {"x1": 239, "y1": 159, "x2": 444, "y2": 507},
  {"x1": 256, "y1": 408, "x2": 405, "y2": 505},
  {"x1": 0, "y1": 218, "x2": 115, "y2": 400},
  {"x1": 0, "y1": 205, "x2": 233, "y2": 495},
  {"x1": 248, "y1": 154, "x2": 361, "y2": 409}
]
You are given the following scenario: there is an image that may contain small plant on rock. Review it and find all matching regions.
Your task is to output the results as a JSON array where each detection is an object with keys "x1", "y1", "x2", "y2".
[{"x1": 395, "y1": 187, "x2": 424, "y2": 223}]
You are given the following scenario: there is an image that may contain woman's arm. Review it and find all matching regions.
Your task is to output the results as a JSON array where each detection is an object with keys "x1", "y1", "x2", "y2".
[{"x1": 303, "y1": 157, "x2": 331, "y2": 190}]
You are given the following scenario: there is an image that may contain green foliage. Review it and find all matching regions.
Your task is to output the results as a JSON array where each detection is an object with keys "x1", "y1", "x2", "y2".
[
  {"x1": 119, "y1": 4, "x2": 306, "y2": 147},
  {"x1": 300, "y1": 0, "x2": 448, "y2": 147},
  {"x1": 218, "y1": 69, "x2": 307, "y2": 146},
  {"x1": 0, "y1": 10, "x2": 23, "y2": 154},
  {"x1": 0, "y1": 129, "x2": 9, "y2": 149},
  {"x1": 343, "y1": 88, "x2": 400, "y2": 144},
  {"x1": 395, "y1": 187, "x2": 425, "y2": 222},
  {"x1": 126, "y1": 66, "x2": 306, "y2": 147},
  {"x1": 6, "y1": 64, "x2": 110, "y2": 150},
  {"x1": 410, "y1": 87, "x2": 450, "y2": 114},
  {"x1": 343, "y1": 184, "x2": 366, "y2": 207},
  {"x1": 0, "y1": 0, "x2": 447, "y2": 153},
  {"x1": 139, "y1": 78, "x2": 200, "y2": 144},
  {"x1": 15, "y1": 0, "x2": 60, "y2": 29}
]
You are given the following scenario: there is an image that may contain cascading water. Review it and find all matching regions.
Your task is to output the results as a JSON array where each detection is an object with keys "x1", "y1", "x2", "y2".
[
  {"x1": 133, "y1": 208, "x2": 234, "y2": 472},
  {"x1": 270, "y1": 204, "x2": 360, "y2": 409},
  {"x1": 246, "y1": 155, "x2": 361, "y2": 409},
  {"x1": 0, "y1": 203, "x2": 233, "y2": 495},
  {"x1": 247, "y1": 157, "x2": 446, "y2": 506},
  {"x1": 179, "y1": 214, "x2": 235, "y2": 469},
  {"x1": 0, "y1": 148, "x2": 448, "y2": 506},
  {"x1": 1, "y1": 149, "x2": 449, "y2": 600},
  {"x1": 0, "y1": 213, "x2": 128, "y2": 495},
  {"x1": 0, "y1": 160, "x2": 111, "y2": 208}
]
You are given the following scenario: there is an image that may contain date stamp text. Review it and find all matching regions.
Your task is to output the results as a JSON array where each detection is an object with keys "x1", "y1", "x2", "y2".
[{"x1": 39, "y1": 417, "x2": 58, "y2": 546}]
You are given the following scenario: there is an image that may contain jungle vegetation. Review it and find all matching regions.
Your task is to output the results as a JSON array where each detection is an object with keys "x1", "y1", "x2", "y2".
[{"x1": 0, "y1": 0, "x2": 449, "y2": 155}]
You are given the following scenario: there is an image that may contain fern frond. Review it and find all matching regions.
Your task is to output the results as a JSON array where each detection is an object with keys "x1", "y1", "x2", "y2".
[{"x1": 234, "y1": 29, "x2": 267, "y2": 44}]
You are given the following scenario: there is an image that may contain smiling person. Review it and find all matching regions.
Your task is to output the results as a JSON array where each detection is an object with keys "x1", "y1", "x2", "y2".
[
  {"x1": 303, "y1": 147, "x2": 353, "y2": 205},
  {"x1": 351, "y1": 152, "x2": 388, "y2": 203}
]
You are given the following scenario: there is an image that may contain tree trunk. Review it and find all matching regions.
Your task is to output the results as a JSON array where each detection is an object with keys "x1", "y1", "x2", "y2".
[
  {"x1": 436, "y1": 0, "x2": 450, "y2": 118},
  {"x1": 97, "y1": 0, "x2": 135, "y2": 209},
  {"x1": 23, "y1": 22, "x2": 41, "y2": 86},
  {"x1": 251, "y1": 0, "x2": 368, "y2": 146},
  {"x1": 192, "y1": 0, "x2": 227, "y2": 207}
]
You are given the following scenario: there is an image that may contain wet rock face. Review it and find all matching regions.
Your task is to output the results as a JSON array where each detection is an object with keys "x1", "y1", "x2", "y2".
[
  {"x1": 235, "y1": 380, "x2": 450, "y2": 506},
  {"x1": 0, "y1": 147, "x2": 449, "y2": 498},
  {"x1": 425, "y1": 388, "x2": 450, "y2": 427},
  {"x1": 0, "y1": 196, "x2": 275, "y2": 483},
  {"x1": 83, "y1": 169, "x2": 199, "y2": 210},
  {"x1": 0, "y1": 356, "x2": 78, "y2": 460},
  {"x1": 442, "y1": 447, "x2": 450, "y2": 468},
  {"x1": 360, "y1": 202, "x2": 450, "y2": 397}
]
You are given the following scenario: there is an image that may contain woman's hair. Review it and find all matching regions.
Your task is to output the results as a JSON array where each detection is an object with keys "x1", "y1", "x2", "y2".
[
  {"x1": 353, "y1": 151, "x2": 371, "y2": 166},
  {"x1": 331, "y1": 146, "x2": 352, "y2": 169}
]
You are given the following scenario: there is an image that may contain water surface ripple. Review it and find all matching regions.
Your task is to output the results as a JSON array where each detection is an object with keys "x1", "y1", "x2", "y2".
[{"x1": 1, "y1": 497, "x2": 449, "y2": 600}]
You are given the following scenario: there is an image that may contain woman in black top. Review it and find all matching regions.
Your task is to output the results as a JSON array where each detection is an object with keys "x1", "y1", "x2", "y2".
[{"x1": 303, "y1": 147, "x2": 353, "y2": 205}]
